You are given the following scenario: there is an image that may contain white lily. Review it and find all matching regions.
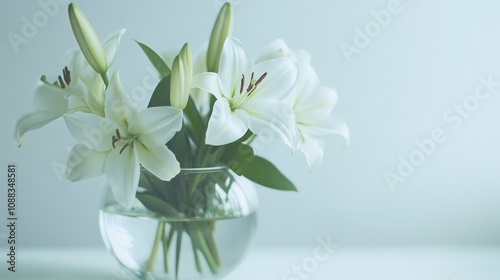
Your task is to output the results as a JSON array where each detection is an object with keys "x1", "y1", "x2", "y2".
[
  {"x1": 193, "y1": 37, "x2": 299, "y2": 148},
  {"x1": 64, "y1": 71, "x2": 183, "y2": 207},
  {"x1": 14, "y1": 29, "x2": 125, "y2": 147},
  {"x1": 260, "y1": 39, "x2": 350, "y2": 170}
]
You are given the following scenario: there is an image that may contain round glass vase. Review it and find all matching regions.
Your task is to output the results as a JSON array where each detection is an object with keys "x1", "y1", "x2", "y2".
[{"x1": 99, "y1": 166, "x2": 258, "y2": 280}]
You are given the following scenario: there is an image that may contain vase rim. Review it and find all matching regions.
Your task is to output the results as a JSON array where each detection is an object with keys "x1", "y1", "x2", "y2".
[{"x1": 180, "y1": 166, "x2": 228, "y2": 173}]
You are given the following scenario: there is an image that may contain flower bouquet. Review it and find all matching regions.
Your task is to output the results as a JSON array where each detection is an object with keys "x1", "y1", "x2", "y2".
[{"x1": 15, "y1": 2, "x2": 349, "y2": 279}]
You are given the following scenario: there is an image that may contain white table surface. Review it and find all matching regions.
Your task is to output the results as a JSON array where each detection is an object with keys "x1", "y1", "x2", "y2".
[{"x1": 1, "y1": 246, "x2": 499, "y2": 279}]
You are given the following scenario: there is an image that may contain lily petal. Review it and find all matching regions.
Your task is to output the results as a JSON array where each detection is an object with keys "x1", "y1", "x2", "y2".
[
  {"x1": 192, "y1": 72, "x2": 221, "y2": 98},
  {"x1": 257, "y1": 38, "x2": 291, "y2": 62},
  {"x1": 66, "y1": 144, "x2": 107, "y2": 181},
  {"x1": 103, "y1": 29, "x2": 126, "y2": 67},
  {"x1": 129, "y1": 106, "x2": 183, "y2": 148},
  {"x1": 218, "y1": 37, "x2": 253, "y2": 99},
  {"x1": 67, "y1": 83, "x2": 92, "y2": 114},
  {"x1": 106, "y1": 71, "x2": 137, "y2": 128},
  {"x1": 191, "y1": 43, "x2": 211, "y2": 115},
  {"x1": 65, "y1": 48, "x2": 89, "y2": 84},
  {"x1": 67, "y1": 75, "x2": 106, "y2": 116},
  {"x1": 106, "y1": 147, "x2": 140, "y2": 208},
  {"x1": 250, "y1": 57, "x2": 298, "y2": 101},
  {"x1": 300, "y1": 133, "x2": 325, "y2": 171},
  {"x1": 33, "y1": 83, "x2": 68, "y2": 110},
  {"x1": 15, "y1": 108, "x2": 64, "y2": 147},
  {"x1": 136, "y1": 143, "x2": 180, "y2": 181},
  {"x1": 299, "y1": 115, "x2": 350, "y2": 143},
  {"x1": 15, "y1": 84, "x2": 68, "y2": 146},
  {"x1": 206, "y1": 98, "x2": 249, "y2": 145},
  {"x1": 63, "y1": 112, "x2": 117, "y2": 151},
  {"x1": 240, "y1": 99, "x2": 299, "y2": 149},
  {"x1": 289, "y1": 52, "x2": 319, "y2": 102},
  {"x1": 315, "y1": 86, "x2": 338, "y2": 113},
  {"x1": 83, "y1": 75, "x2": 106, "y2": 116},
  {"x1": 295, "y1": 86, "x2": 338, "y2": 116}
]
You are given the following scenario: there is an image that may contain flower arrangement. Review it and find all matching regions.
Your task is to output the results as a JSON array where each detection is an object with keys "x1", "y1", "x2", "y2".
[{"x1": 15, "y1": 2, "x2": 349, "y2": 278}]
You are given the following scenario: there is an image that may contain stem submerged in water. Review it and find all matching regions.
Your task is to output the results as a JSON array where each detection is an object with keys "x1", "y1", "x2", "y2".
[
  {"x1": 175, "y1": 228, "x2": 183, "y2": 279},
  {"x1": 145, "y1": 221, "x2": 165, "y2": 272},
  {"x1": 162, "y1": 225, "x2": 175, "y2": 273}
]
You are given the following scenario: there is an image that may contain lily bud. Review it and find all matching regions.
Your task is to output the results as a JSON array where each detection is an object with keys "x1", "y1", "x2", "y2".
[
  {"x1": 68, "y1": 3, "x2": 108, "y2": 75},
  {"x1": 170, "y1": 43, "x2": 192, "y2": 110},
  {"x1": 207, "y1": 2, "x2": 233, "y2": 72}
]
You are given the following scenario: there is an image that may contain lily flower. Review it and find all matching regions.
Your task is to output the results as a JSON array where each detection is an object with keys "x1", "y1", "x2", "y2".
[
  {"x1": 260, "y1": 39, "x2": 350, "y2": 170},
  {"x1": 14, "y1": 29, "x2": 125, "y2": 147},
  {"x1": 64, "y1": 71, "x2": 183, "y2": 207},
  {"x1": 193, "y1": 37, "x2": 299, "y2": 148}
]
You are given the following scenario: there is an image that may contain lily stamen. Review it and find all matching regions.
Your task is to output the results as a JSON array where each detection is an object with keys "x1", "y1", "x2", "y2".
[
  {"x1": 247, "y1": 72, "x2": 267, "y2": 96},
  {"x1": 58, "y1": 75, "x2": 66, "y2": 89},
  {"x1": 246, "y1": 72, "x2": 255, "y2": 93},
  {"x1": 57, "y1": 66, "x2": 72, "y2": 89},
  {"x1": 112, "y1": 129, "x2": 122, "y2": 149},
  {"x1": 239, "y1": 72, "x2": 267, "y2": 96},
  {"x1": 63, "y1": 66, "x2": 71, "y2": 85},
  {"x1": 119, "y1": 142, "x2": 130, "y2": 154},
  {"x1": 112, "y1": 136, "x2": 117, "y2": 149},
  {"x1": 240, "y1": 74, "x2": 245, "y2": 94},
  {"x1": 254, "y1": 72, "x2": 267, "y2": 87}
]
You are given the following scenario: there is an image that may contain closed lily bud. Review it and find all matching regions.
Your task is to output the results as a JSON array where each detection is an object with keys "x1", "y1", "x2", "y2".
[
  {"x1": 170, "y1": 43, "x2": 192, "y2": 110},
  {"x1": 207, "y1": 2, "x2": 232, "y2": 72},
  {"x1": 68, "y1": 3, "x2": 108, "y2": 75}
]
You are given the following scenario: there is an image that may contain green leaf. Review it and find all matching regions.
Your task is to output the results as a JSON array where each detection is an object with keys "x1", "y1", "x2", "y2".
[
  {"x1": 148, "y1": 75, "x2": 171, "y2": 108},
  {"x1": 183, "y1": 96, "x2": 204, "y2": 144},
  {"x1": 136, "y1": 193, "x2": 183, "y2": 217},
  {"x1": 138, "y1": 172, "x2": 155, "y2": 193},
  {"x1": 226, "y1": 144, "x2": 297, "y2": 191},
  {"x1": 136, "y1": 40, "x2": 171, "y2": 77},
  {"x1": 167, "y1": 129, "x2": 193, "y2": 168}
]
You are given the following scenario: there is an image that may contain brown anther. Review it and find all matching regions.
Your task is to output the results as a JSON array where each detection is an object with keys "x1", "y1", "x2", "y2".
[
  {"x1": 240, "y1": 74, "x2": 245, "y2": 94},
  {"x1": 119, "y1": 142, "x2": 130, "y2": 154},
  {"x1": 63, "y1": 66, "x2": 71, "y2": 85},
  {"x1": 115, "y1": 129, "x2": 121, "y2": 140},
  {"x1": 58, "y1": 75, "x2": 65, "y2": 89},
  {"x1": 246, "y1": 72, "x2": 255, "y2": 92},
  {"x1": 255, "y1": 72, "x2": 267, "y2": 87},
  {"x1": 112, "y1": 136, "x2": 118, "y2": 149}
]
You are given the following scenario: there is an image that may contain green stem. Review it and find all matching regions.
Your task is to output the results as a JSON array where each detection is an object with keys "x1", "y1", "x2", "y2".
[
  {"x1": 175, "y1": 228, "x2": 184, "y2": 280},
  {"x1": 190, "y1": 235, "x2": 203, "y2": 273},
  {"x1": 203, "y1": 222, "x2": 221, "y2": 266},
  {"x1": 191, "y1": 224, "x2": 219, "y2": 274},
  {"x1": 145, "y1": 221, "x2": 165, "y2": 272},
  {"x1": 162, "y1": 225, "x2": 176, "y2": 273},
  {"x1": 246, "y1": 134, "x2": 257, "y2": 145},
  {"x1": 188, "y1": 172, "x2": 207, "y2": 197}
]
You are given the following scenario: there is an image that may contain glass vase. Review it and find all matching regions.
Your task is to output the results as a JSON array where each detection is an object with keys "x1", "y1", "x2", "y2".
[{"x1": 99, "y1": 166, "x2": 258, "y2": 280}]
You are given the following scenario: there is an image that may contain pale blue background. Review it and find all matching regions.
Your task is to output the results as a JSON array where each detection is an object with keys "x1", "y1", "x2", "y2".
[{"x1": 1, "y1": 0, "x2": 500, "y2": 250}]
